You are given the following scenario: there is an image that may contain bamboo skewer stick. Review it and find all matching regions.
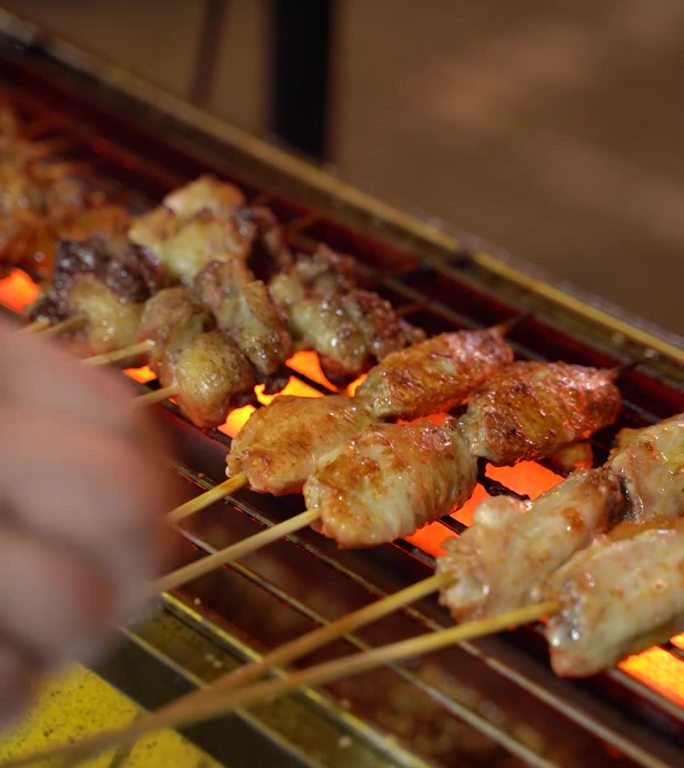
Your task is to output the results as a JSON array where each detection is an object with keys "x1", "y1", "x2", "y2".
[
  {"x1": 84, "y1": 338, "x2": 154, "y2": 366},
  {"x1": 133, "y1": 385, "x2": 178, "y2": 407},
  {"x1": 156, "y1": 572, "x2": 451, "y2": 720},
  {"x1": 21, "y1": 318, "x2": 50, "y2": 333},
  {"x1": 154, "y1": 508, "x2": 320, "y2": 593},
  {"x1": 0, "y1": 601, "x2": 558, "y2": 768},
  {"x1": 36, "y1": 313, "x2": 87, "y2": 337},
  {"x1": 165, "y1": 474, "x2": 248, "y2": 526}
]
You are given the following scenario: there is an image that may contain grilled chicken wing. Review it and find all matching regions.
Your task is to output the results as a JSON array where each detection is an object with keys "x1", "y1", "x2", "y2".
[
  {"x1": 437, "y1": 469, "x2": 624, "y2": 622},
  {"x1": 137, "y1": 286, "x2": 211, "y2": 370},
  {"x1": 544, "y1": 520, "x2": 684, "y2": 677},
  {"x1": 159, "y1": 330, "x2": 255, "y2": 428},
  {"x1": 608, "y1": 412, "x2": 684, "y2": 522},
  {"x1": 227, "y1": 395, "x2": 376, "y2": 495},
  {"x1": 459, "y1": 362, "x2": 621, "y2": 465},
  {"x1": 194, "y1": 260, "x2": 292, "y2": 376},
  {"x1": 305, "y1": 418, "x2": 476, "y2": 548},
  {"x1": 129, "y1": 177, "x2": 252, "y2": 285},
  {"x1": 355, "y1": 328, "x2": 513, "y2": 420}
]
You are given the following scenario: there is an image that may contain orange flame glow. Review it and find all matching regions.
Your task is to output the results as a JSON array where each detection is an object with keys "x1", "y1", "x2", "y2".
[
  {"x1": 2, "y1": 269, "x2": 683, "y2": 703},
  {"x1": 0, "y1": 269, "x2": 39, "y2": 312}
]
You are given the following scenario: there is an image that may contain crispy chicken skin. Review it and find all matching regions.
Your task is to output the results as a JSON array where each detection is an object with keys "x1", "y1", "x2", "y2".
[
  {"x1": 159, "y1": 330, "x2": 255, "y2": 428},
  {"x1": 437, "y1": 469, "x2": 624, "y2": 622},
  {"x1": 544, "y1": 521, "x2": 684, "y2": 677},
  {"x1": 355, "y1": 328, "x2": 513, "y2": 420},
  {"x1": 459, "y1": 362, "x2": 621, "y2": 465},
  {"x1": 194, "y1": 260, "x2": 292, "y2": 376},
  {"x1": 305, "y1": 418, "x2": 476, "y2": 548},
  {"x1": 129, "y1": 177, "x2": 252, "y2": 285},
  {"x1": 137, "y1": 286, "x2": 211, "y2": 370},
  {"x1": 608, "y1": 412, "x2": 684, "y2": 522},
  {"x1": 227, "y1": 395, "x2": 376, "y2": 495}
]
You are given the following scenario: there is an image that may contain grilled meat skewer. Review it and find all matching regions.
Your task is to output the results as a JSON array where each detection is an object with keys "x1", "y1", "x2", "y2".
[
  {"x1": 439, "y1": 413, "x2": 684, "y2": 623},
  {"x1": 227, "y1": 324, "x2": 515, "y2": 495},
  {"x1": 458, "y1": 361, "x2": 621, "y2": 465},
  {"x1": 354, "y1": 325, "x2": 514, "y2": 420},
  {"x1": 306, "y1": 418, "x2": 476, "y2": 547},
  {"x1": 545, "y1": 519, "x2": 684, "y2": 676}
]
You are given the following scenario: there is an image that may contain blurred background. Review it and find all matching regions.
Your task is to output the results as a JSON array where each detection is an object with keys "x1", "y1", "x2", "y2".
[{"x1": 2, "y1": 0, "x2": 683, "y2": 333}]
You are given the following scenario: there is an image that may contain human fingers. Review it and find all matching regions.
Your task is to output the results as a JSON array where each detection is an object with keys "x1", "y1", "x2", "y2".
[
  {"x1": 0, "y1": 405, "x2": 176, "y2": 613},
  {"x1": 0, "y1": 318, "x2": 138, "y2": 436}
]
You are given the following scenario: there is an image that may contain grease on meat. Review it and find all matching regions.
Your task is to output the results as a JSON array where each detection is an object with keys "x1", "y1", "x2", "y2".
[
  {"x1": 608, "y1": 412, "x2": 684, "y2": 522},
  {"x1": 305, "y1": 418, "x2": 476, "y2": 548},
  {"x1": 459, "y1": 362, "x2": 621, "y2": 465},
  {"x1": 544, "y1": 521, "x2": 684, "y2": 676},
  {"x1": 437, "y1": 469, "x2": 624, "y2": 622},
  {"x1": 355, "y1": 328, "x2": 513, "y2": 420},
  {"x1": 227, "y1": 394, "x2": 375, "y2": 495}
]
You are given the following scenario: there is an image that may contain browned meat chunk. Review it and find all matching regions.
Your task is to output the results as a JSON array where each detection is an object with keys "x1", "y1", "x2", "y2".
[
  {"x1": 269, "y1": 244, "x2": 356, "y2": 309},
  {"x1": 194, "y1": 260, "x2": 292, "y2": 377},
  {"x1": 458, "y1": 362, "x2": 621, "y2": 465},
  {"x1": 305, "y1": 418, "x2": 476, "y2": 548},
  {"x1": 608, "y1": 412, "x2": 684, "y2": 522},
  {"x1": 159, "y1": 330, "x2": 256, "y2": 428},
  {"x1": 227, "y1": 394, "x2": 376, "y2": 495},
  {"x1": 544, "y1": 520, "x2": 684, "y2": 677},
  {"x1": 137, "y1": 286, "x2": 211, "y2": 370},
  {"x1": 129, "y1": 177, "x2": 253, "y2": 285},
  {"x1": 437, "y1": 468, "x2": 623, "y2": 622},
  {"x1": 355, "y1": 327, "x2": 513, "y2": 420}
]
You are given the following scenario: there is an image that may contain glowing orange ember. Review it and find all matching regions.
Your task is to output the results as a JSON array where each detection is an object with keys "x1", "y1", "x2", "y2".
[
  {"x1": 123, "y1": 366, "x2": 156, "y2": 384},
  {"x1": 286, "y1": 350, "x2": 338, "y2": 390},
  {"x1": 219, "y1": 404, "x2": 256, "y2": 439},
  {"x1": 620, "y1": 648, "x2": 684, "y2": 707},
  {"x1": 256, "y1": 377, "x2": 321, "y2": 405},
  {"x1": 0, "y1": 269, "x2": 39, "y2": 312}
]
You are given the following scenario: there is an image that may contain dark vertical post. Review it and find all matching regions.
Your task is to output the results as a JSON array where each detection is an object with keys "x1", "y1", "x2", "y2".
[
  {"x1": 270, "y1": 0, "x2": 333, "y2": 160},
  {"x1": 190, "y1": 0, "x2": 230, "y2": 106}
]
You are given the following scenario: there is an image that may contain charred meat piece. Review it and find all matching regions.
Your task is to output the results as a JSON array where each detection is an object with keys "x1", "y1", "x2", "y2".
[
  {"x1": 29, "y1": 234, "x2": 163, "y2": 322},
  {"x1": 608, "y1": 412, "x2": 684, "y2": 522},
  {"x1": 305, "y1": 418, "x2": 476, "y2": 548},
  {"x1": 227, "y1": 394, "x2": 376, "y2": 495},
  {"x1": 438, "y1": 468, "x2": 624, "y2": 622},
  {"x1": 129, "y1": 177, "x2": 253, "y2": 285},
  {"x1": 194, "y1": 260, "x2": 292, "y2": 377},
  {"x1": 27, "y1": 234, "x2": 162, "y2": 356},
  {"x1": 544, "y1": 520, "x2": 684, "y2": 677},
  {"x1": 355, "y1": 327, "x2": 513, "y2": 420},
  {"x1": 459, "y1": 362, "x2": 621, "y2": 465},
  {"x1": 137, "y1": 286, "x2": 212, "y2": 370},
  {"x1": 269, "y1": 244, "x2": 356, "y2": 309},
  {"x1": 159, "y1": 330, "x2": 256, "y2": 429}
]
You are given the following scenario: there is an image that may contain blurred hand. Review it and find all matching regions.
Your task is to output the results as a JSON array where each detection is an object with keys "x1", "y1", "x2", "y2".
[{"x1": 0, "y1": 319, "x2": 175, "y2": 722}]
